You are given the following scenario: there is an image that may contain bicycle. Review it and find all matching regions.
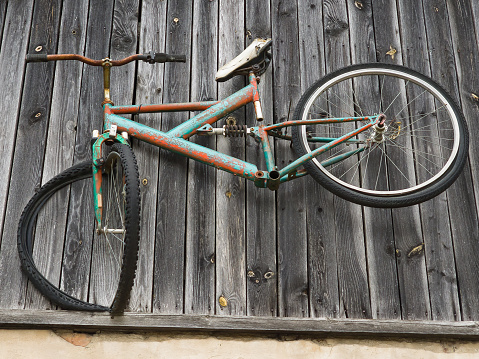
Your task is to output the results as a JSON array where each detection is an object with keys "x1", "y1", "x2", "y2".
[{"x1": 18, "y1": 38, "x2": 469, "y2": 315}]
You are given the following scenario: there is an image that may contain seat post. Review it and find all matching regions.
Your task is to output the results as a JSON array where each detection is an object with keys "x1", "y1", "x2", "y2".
[{"x1": 249, "y1": 72, "x2": 264, "y2": 121}]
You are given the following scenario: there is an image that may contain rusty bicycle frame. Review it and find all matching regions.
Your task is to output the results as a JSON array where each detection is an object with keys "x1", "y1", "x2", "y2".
[{"x1": 26, "y1": 52, "x2": 381, "y2": 230}]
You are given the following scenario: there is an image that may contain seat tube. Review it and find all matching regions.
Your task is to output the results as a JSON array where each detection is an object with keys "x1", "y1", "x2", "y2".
[{"x1": 249, "y1": 72, "x2": 264, "y2": 121}]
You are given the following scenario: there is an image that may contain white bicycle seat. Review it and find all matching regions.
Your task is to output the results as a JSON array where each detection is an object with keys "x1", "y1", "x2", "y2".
[{"x1": 215, "y1": 38, "x2": 272, "y2": 82}]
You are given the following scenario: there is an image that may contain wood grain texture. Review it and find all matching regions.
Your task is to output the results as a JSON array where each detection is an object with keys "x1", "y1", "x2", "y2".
[
  {"x1": 184, "y1": 0, "x2": 218, "y2": 315},
  {"x1": 152, "y1": 0, "x2": 193, "y2": 314},
  {"x1": 129, "y1": 0, "x2": 167, "y2": 313},
  {"x1": 60, "y1": 0, "x2": 115, "y2": 304},
  {"x1": 365, "y1": 0, "x2": 402, "y2": 321},
  {"x1": 244, "y1": 0, "x2": 277, "y2": 317},
  {"x1": 402, "y1": 0, "x2": 461, "y2": 321},
  {"x1": 2, "y1": 309, "x2": 479, "y2": 339},
  {"x1": 0, "y1": 0, "x2": 35, "y2": 259},
  {"x1": 368, "y1": 0, "x2": 431, "y2": 320},
  {"x1": 326, "y1": 0, "x2": 371, "y2": 319},
  {"x1": 215, "y1": 0, "x2": 247, "y2": 316},
  {"x1": 0, "y1": 0, "x2": 56, "y2": 310},
  {"x1": 445, "y1": 0, "x2": 479, "y2": 321},
  {"x1": 0, "y1": 0, "x2": 33, "y2": 240},
  {"x1": 271, "y1": 0, "x2": 308, "y2": 318},
  {"x1": 24, "y1": 0, "x2": 90, "y2": 310},
  {"x1": 89, "y1": 0, "x2": 140, "y2": 308},
  {"x1": 1, "y1": 0, "x2": 479, "y2": 334},
  {"x1": 297, "y1": 0, "x2": 340, "y2": 319},
  {"x1": 0, "y1": 2, "x2": 7, "y2": 49}
]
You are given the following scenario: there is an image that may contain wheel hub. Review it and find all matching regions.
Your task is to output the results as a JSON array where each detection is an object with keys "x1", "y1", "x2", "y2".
[{"x1": 370, "y1": 114, "x2": 387, "y2": 143}]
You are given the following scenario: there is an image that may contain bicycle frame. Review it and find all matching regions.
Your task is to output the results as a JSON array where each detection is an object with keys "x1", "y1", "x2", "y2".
[{"x1": 91, "y1": 71, "x2": 379, "y2": 227}]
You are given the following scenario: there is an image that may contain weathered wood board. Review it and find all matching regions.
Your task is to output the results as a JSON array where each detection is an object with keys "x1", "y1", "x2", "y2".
[{"x1": 1, "y1": 0, "x2": 479, "y2": 333}]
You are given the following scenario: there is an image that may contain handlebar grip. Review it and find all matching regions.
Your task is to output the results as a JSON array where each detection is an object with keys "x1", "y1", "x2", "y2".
[
  {"x1": 164, "y1": 54, "x2": 186, "y2": 63},
  {"x1": 26, "y1": 54, "x2": 49, "y2": 62},
  {"x1": 143, "y1": 51, "x2": 187, "y2": 64}
]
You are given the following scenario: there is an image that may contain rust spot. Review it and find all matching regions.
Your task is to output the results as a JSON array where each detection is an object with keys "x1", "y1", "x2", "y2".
[{"x1": 225, "y1": 191, "x2": 232, "y2": 198}]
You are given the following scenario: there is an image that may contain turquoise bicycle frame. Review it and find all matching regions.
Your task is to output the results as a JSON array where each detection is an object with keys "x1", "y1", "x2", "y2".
[{"x1": 91, "y1": 72, "x2": 379, "y2": 227}]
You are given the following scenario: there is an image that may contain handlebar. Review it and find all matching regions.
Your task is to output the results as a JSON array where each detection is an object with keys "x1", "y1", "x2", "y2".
[{"x1": 25, "y1": 51, "x2": 187, "y2": 66}]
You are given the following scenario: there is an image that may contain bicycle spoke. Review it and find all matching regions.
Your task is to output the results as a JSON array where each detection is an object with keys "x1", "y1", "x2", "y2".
[
  {"x1": 387, "y1": 138, "x2": 448, "y2": 166},
  {"x1": 376, "y1": 144, "x2": 415, "y2": 186},
  {"x1": 375, "y1": 145, "x2": 386, "y2": 191},
  {"x1": 391, "y1": 86, "x2": 427, "y2": 119},
  {"x1": 383, "y1": 80, "x2": 409, "y2": 114},
  {"x1": 332, "y1": 146, "x2": 374, "y2": 180}
]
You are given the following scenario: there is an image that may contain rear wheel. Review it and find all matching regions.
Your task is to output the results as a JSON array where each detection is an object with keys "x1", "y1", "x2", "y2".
[
  {"x1": 291, "y1": 63, "x2": 468, "y2": 207},
  {"x1": 17, "y1": 143, "x2": 140, "y2": 314}
]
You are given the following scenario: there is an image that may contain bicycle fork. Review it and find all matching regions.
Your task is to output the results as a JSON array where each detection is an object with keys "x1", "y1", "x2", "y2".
[{"x1": 91, "y1": 129, "x2": 129, "y2": 232}]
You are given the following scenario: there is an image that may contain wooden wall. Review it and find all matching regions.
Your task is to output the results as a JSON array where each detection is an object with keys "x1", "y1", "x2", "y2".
[{"x1": 1, "y1": 0, "x2": 479, "y2": 327}]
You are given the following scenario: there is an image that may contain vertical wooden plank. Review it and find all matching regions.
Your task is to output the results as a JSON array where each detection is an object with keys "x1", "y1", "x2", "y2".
[
  {"x1": 0, "y1": 0, "x2": 34, "y2": 252},
  {"x1": 395, "y1": 0, "x2": 452, "y2": 321},
  {"x1": 351, "y1": 0, "x2": 430, "y2": 320},
  {"x1": 323, "y1": 0, "x2": 371, "y2": 319},
  {"x1": 360, "y1": 0, "x2": 401, "y2": 320},
  {"x1": 271, "y1": 0, "x2": 309, "y2": 318},
  {"x1": 129, "y1": 0, "x2": 167, "y2": 313},
  {"x1": 369, "y1": 0, "x2": 431, "y2": 321},
  {"x1": 244, "y1": 0, "x2": 277, "y2": 317},
  {"x1": 0, "y1": 0, "x2": 57, "y2": 310},
  {"x1": 152, "y1": 1, "x2": 193, "y2": 314},
  {"x1": 297, "y1": 0, "x2": 340, "y2": 318},
  {"x1": 184, "y1": 0, "x2": 218, "y2": 315},
  {"x1": 24, "y1": 0, "x2": 90, "y2": 309},
  {"x1": 0, "y1": 2, "x2": 7, "y2": 49},
  {"x1": 109, "y1": 0, "x2": 139, "y2": 106},
  {"x1": 89, "y1": 0, "x2": 140, "y2": 308},
  {"x1": 319, "y1": 0, "x2": 352, "y2": 319},
  {"x1": 398, "y1": 0, "x2": 461, "y2": 321},
  {"x1": 215, "y1": 0, "x2": 247, "y2": 315},
  {"x1": 59, "y1": 0, "x2": 115, "y2": 303},
  {"x1": 445, "y1": 0, "x2": 479, "y2": 321}
]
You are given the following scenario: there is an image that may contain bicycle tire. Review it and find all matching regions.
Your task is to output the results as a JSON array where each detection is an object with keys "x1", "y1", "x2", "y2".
[
  {"x1": 291, "y1": 63, "x2": 469, "y2": 208},
  {"x1": 17, "y1": 143, "x2": 141, "y2": 313}
]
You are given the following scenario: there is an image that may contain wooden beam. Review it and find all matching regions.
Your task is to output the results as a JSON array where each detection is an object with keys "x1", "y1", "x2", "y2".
[{"x1": 1, "y1": 310, "x2": 479, "y2": 339}]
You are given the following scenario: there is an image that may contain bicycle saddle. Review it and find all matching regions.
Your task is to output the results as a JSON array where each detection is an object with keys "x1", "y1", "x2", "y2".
[{"x1": 215, "y1": 38, "x2": 272, "y2": 82}]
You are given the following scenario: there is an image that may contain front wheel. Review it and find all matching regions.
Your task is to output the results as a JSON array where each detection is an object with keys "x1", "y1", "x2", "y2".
[
  {"x1": 291, "y1": 63, "x2": 469, "y2": 208},
  {"x1": 17, "y1": 143, "x2": 141, "y2": 314}
]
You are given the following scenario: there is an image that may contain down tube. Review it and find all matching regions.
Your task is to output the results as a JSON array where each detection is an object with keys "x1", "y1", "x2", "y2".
[{"x1": 108, "y1": 114, "x2": 259, "y2": 180}]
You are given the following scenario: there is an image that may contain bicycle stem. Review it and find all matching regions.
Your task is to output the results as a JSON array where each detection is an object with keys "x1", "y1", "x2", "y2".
[{"x1": 102, "y1": 58, "x2": 113, "y2": 106}]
